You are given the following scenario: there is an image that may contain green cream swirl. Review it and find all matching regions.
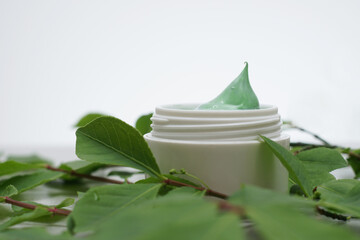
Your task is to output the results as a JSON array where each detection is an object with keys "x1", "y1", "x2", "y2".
[{"x1": 196, "y1": 62, "x2": 260, "y2": 110}]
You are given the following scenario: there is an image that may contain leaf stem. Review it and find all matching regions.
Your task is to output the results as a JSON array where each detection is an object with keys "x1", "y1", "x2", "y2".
[
  {"x1": 284, "y1": 124, "x2": 332, "y2": 146},
  {"x1": 163, "y1": 178, "x2": 228, "y2": 199},
  {"x1": 45, "y1": 165, "x2": 125, "y2": 185},
  {"x1": 0, "y1": 196, "x2": 71, "y2": 216}
]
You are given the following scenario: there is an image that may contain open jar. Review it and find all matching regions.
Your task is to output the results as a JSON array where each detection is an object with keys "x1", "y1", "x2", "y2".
[{"x1": 144, "y1": 103, "x2": 290, "y2": 195}]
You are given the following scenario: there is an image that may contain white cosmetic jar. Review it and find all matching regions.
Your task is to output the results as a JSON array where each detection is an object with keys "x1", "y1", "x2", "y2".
[{"x1": 144, "y1": 104, "x2": 290, "y2": 194}]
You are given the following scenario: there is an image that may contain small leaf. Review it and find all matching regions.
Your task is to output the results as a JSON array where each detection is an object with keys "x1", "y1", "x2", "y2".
[
  {"x1": 77, "y1": 191, "x2": 85, "y2": 199},
  {"x1": 59, "y1": 160, "x2": 104, "y2": 181},
  {"x1": 0, "y1": 207, "x2": 51, "y2": 231},
  {"x1": 135, "y1": 113, "x2": 153, "y2": 135},
  {"x1": 70, "y1": 183, "x2": 162, "y2": 233},
  {"x1": 75, "y1": 113, "x2": 105, "y2": 127},
  {"x1": 1, "y1": 185, "x2": 18, "y2": 197},
  {"x1": 0, "y1": 170, "x2": 63, "y2": 196},
  {"x1": 56, "y1": 198, "x2": 75, "y2": 208},
  {"x1": 60, "y1": 160, "x2": 104, "y2": 172},
  {"x1": 76, "y1": 116, "x2": 162, "y2": 178}
]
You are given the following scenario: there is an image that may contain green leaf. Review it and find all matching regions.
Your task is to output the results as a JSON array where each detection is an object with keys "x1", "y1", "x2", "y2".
[
  {"x1": 245, "y1": 205, "x2": 358, "y2": 240},
  {"x1": 135, "y1": 113, "x2": 153, "y2": 135},
  {"x1": 0, "y1": 228, "x2": 71, "y2": 240},
  {"x1": 296, "y1": 147, "x2": 347, "y2": 190},
  {"x1": 297, "y1": 147, "x2": 348, "y2": 171},
  {"x1": 1, "y1": 185, "x2": 18, "y2": 198},
  {"x1": 230, "y1": 185, "x2": 358, "y2": 240},
  {"x1": 261, "y1": 137, "x2": 344, "y2": 197},
  {"x1": 86, "y1": 195, "x2": 244, "y2": 240},
  {"x1": 0, "y1": 170, "x2": 63, "y2": 196},
  {"x1": 0, "y1": 207, "x2": 51, "y2": 231},
  {"x1": 59, "y1": 160, "x2": 104, "y2": 181},
  {"x1": 347, "y1": 149, "x2": 360, "y2": 178},
  {"x1": 60, "y1": 160, "x2": 103, "y2": 172},
  {"x1": 230, "y1": 185, "x2": 315, "y2": 209},
  {"x1": 260, "y1": 136, "x2": 313, "y2": 197},
  {"x1": 6, "y1": 155, "x2": 51, "y2": 165},
  {"x1": 0, "y1": 161, "x2": 43, "y2": 177},
  {"x1": 56, "y1": 198, "x2": 75, "y2": 208},
  {"x1": 316, "y1": 179, "x2": 360, "y2": 217},
  {"x1": 75, "y1": 113, "x2": 105, "y2": 127},
  {"x1": 11, "y1": 198, "x2": 74, "y2": 213},
  {"x1": 70, "y1": 183, "x2": 162, "y2": 233},
  {"x1": 167, "y1": 187, "x2": 206, "y2": 197},
  {"x1": 108, "y1": 170, "x2": 138, "y2": 179},
  {"x1": 75, "y1": 116, "x2": 162, "y2": 178},
  {"x1": 137, "y1": 174, "x2": 200, "y2": 187}
]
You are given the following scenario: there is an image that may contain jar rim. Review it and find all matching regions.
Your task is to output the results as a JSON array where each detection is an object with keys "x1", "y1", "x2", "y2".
[{"x1": 155, "y1": 103, "x2": 277, "y2": 118}]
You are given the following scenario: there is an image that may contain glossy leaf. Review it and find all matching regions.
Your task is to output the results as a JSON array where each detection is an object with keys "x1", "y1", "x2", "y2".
[
  {"x1": 135, "y1": 113, "x2": 153, "y2": 135},
  {"x1": 70, "y1": 183, "x2": 162, "y2": 233},
  {"x1": 75, "y1": 113, "x2": 105, "y2": 127},
  {"x1": 76, "y1": 116, "x2": 162, "y2": 178},
  {"x1": 86, "y1": 194, "x2": 244, "y2": 240}
]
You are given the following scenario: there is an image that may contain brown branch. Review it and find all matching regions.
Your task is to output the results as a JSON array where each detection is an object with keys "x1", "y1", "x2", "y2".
[
  {"x1": 1, "y1": 197, "x2": 71, "y2": 216},
  {"x1": 163, "y1": 178, "x2": 228, "y2": 199},
  {"x1": 46, "y1": 165, "x2": 229, "y2": 200},
  {"x1": 316, "y1": 206, "x2": 349, "y2": 221},
  {"x1": 218, "y1": 200, "x2": 246, "y2": 218},
  {"x1": 45, "y1": 165, "x2": 125, "y2": 185}
]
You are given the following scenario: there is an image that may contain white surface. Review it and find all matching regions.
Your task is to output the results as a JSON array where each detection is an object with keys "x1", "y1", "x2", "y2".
[{"x1": 1, "y1": 0, "x2": 360, "y2": 146}]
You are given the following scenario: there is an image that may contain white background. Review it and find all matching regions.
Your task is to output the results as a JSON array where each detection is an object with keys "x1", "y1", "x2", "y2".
[{"x1": 1, "y1": 0, "x2": 360, "y2": 149}]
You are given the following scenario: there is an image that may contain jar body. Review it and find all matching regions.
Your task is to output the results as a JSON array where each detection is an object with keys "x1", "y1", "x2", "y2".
[{"x1": 144, "y1": 104, "x2": 290, "y2": 194}]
